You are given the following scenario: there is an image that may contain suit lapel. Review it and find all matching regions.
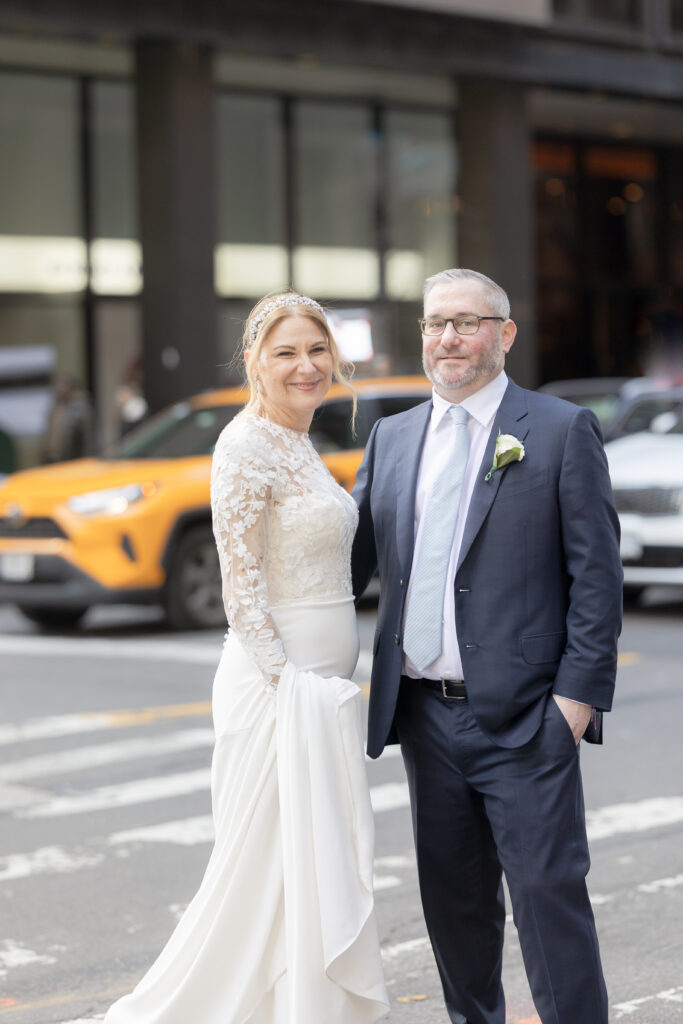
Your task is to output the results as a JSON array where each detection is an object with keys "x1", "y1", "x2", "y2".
[
  {"x1": 395, "y1": 401, "x2": 432, "y2": 579},
  {"x1": 457, "y1": 380, "x2": 529, "y2": 572}
]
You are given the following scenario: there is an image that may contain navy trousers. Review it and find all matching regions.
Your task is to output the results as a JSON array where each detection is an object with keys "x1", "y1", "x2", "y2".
[{"x1": 395, "y1": 680, "x2": 608, "y2": 1024}]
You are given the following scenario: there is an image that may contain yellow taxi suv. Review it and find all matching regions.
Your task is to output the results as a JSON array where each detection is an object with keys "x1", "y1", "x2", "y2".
[{"x1": 0, "y1": 377, "x2": 431, "y2": 630}]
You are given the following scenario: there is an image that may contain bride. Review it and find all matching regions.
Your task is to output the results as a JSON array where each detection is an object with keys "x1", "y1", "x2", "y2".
[{"x1": 104, "y1": 293, "x2": 389, "y2": 1024}]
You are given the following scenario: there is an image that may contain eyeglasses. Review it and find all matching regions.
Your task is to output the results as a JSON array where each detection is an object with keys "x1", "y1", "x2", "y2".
[{"x1": 418, "y1": 315, "x2": 505, "y2": 336}]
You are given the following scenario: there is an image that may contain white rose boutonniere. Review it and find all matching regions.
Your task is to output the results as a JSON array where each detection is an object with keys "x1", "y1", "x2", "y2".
[{"x1": 484, "y1": 430, "x2": 525, "y2": 482}]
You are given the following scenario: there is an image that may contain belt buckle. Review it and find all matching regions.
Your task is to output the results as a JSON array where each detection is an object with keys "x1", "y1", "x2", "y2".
[{"x1": 441, "y1": 678, "x2": 466, "y2": 700}]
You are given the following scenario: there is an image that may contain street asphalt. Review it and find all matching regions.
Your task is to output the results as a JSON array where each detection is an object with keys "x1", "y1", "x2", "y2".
[{"x1": 0, "y1": 589, "x2": 682, "y2": 1023}]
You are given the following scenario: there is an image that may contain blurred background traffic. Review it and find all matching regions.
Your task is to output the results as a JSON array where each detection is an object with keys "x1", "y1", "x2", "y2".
[{"x1": 2, "y1": 0, "x2": 683, "y2": 628}]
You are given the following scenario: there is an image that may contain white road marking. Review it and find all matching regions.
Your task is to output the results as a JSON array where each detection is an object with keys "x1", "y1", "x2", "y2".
[
  {"x1": 588, "y1": 893, "x2": 614, "y2": 906},
  {"x1": 373, "y1": 745, "x2": 402, "y2": 760},
  {"x1": 0, "y1": 633, "x2": 220, "y2": 665},
  {"x1": 12, "y1": 766, "x2": 409, "y2": 821},
  {"x1": 0, "y1": 845, "x2": 104, "y2": 882},
  {"x1": 373, "y1": 873, "x2": 402, "y2": 890},
  {"x1": 370, "y1": 782, "x2": 410, "y2": 813},
  {"x1": 17, "y1": 769, "x2": 212, "y2": 819},
  {"x1": 109, "y1": 815, "x2": 215, "y2": 848},
  {"x1": 0, "y1": 729, "x2": 215, "y2": 783},
  {"x1": 0, "y1": 729, "x2": 214, "y2": 782},
  {"x1": 613, "y1": 984, "x2": 683, "y2": 1018},
  {"x1": 374, "y1": 854, "x2": 415, "y2": 869},
  {"x1": 0, "y1": 782, "x2": 47, "y2": 811},
  {"x1": 0, "y1": 711, "x2": 121, "y2": 746},
  {"x1": 381, "y1": 936, "x2": 430, "y2": 963},
  {"x1": 1, "y1": 824, "x2": 413, "y2": 884},
  {"x1": 58, "y1": 1019, "x2": 104, "y2": 1023},
  {"x1": 586, "y1": 796, "x2": 683, "y2": 841},
  {"x1": 0, "y1": 939, "x2": 56, "y2": 977},
  {"x1": 637, "y1": 872, "x2": 683, "y2": 895}
]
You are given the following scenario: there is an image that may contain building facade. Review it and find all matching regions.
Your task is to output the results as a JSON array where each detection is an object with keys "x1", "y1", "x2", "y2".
[{"x1": 1, "y1": 0, "x2": 683, "y2": 456}]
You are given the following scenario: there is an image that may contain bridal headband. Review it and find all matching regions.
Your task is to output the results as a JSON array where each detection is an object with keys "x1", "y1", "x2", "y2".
[{"x1": 248, "y1": 294, "x2": 325, "y2": 348}]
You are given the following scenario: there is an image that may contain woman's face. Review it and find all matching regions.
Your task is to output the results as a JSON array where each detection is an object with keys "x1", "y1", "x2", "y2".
[{"x1": 253, "y1": 314, "x2": 334, "y2": 429}]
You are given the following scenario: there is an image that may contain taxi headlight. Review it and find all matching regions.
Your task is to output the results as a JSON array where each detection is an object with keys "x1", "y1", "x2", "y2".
[{"x1": 67, "y1": 483, "x2": 156, "y2": 517}]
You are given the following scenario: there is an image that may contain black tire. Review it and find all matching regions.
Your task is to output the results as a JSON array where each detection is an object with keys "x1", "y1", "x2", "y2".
[
  {"x1": 622, "y1": 584, "x2": 646, "y2": 606},
  {"x1": 18, "y1": 605, "x2": 88, "y2": 629},
  {"x1": 164, "y1": 524, "x2": 225, "y2": 630}
]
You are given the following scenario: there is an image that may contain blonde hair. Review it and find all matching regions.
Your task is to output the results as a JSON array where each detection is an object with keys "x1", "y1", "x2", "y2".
[{"x1": 241, "y1": 291, "x2": 357, "y2": 422}]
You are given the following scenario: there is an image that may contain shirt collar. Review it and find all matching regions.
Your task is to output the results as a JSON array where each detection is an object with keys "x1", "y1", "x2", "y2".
[{"x1": 430, "y1": 370, "x2": 509, "y2": 429}]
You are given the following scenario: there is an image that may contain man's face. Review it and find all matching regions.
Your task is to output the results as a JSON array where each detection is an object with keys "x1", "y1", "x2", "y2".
[{"x1": 421, "y1": 280, "x2": 516, "y2": 400}]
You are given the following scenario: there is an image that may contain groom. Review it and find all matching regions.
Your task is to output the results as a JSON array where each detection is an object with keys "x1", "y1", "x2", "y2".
[{"x1": 352, "y1": 268, "x2": 622, "y2": 1024}]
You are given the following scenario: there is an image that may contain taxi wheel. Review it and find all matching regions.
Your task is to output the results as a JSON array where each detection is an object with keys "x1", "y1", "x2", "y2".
[
  {"x1": 165, "y1": 524, "x2": 226, "y2": 630},
  {"x1": 18, "y1": 605, "x2": 88, "y2": 629}
]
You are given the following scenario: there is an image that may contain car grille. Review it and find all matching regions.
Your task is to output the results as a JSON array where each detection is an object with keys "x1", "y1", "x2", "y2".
[
  {"x1": 613, "y1": 487, "x2": 683, "y2": 516},
  {"x1": 622, "y1": 546, "x2": 683, "y2": 568},
  {"x1": 0, "y1": 517, "x2": 67, "y2": 539}
]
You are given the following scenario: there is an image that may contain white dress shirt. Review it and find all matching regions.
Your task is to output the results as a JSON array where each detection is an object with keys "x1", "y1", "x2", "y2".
[{"x1": 402, "y1": 370, "x2": 509, "y2": 681}]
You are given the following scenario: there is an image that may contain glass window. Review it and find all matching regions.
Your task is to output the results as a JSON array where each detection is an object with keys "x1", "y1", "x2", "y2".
[
  {"x1": 94, "y1": 300, "x2": 143, "y2": 448},
  {"x1": 215, "y1": 94, "x2": 287, "y2": 298},
  {"x1": 667, "y1": 153, "x2": 683, "y2": 288},
  {"x1": 0, "y1": 299, "x2": 85, "y2": 466},
  {"x1": 111, "y1": 402, "x2": 242, "y2": 459},
  {"x1": 673, "y1": 0, "x2": 683, "y2": 31},
  {"x1": 553, "y1": 0, "x2": 641, "y2": 21},
  {"x1": 385, "y1": 110, "x2": 457, "y2": 300},
  {"x1": 293, "y1": 102, "x2": 379, "y2": 299},
  {"x1": 582, "y1": 147, "x2": 660, "y2": 288},
  {"x1": 618, "y1": 397, "x2": 682, "y2": 436},
  {"x1": 90, "y1": 81, "x2": 141, "y2": 296},
  {"x1": 0, "y1": 72, "x2": 84, "y2": 293},
  {"x1": 587, "y1": 0, "x2": 641, "y2": 23},
  {"x1": 374, "y1": 393, "x2": 431, "y2": 418}
]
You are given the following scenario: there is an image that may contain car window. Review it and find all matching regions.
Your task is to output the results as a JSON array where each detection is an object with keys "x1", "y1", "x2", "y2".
[
  {"x1": 310, "y1": 400, "x2": 355, "y2": 453},
  {"x1": 619, "y1": 397, "x2": 681, "y2": 436},
  {"x1": 110, "y1": 403, "x2": 242, "y2": 459},
  {"x1": 652, "y1": 403, "x2": 683, "y2": 434},
  {"x1": 374, "y1": 393, "x2": 430, "y2": 419},
  {"x1": 568, "y1": 395, "x2": 621, "y2": 426}
]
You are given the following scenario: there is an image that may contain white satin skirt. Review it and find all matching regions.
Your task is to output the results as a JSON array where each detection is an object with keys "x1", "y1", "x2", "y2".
[{"x1": 104, "y1": 595, "x2": 388, "y2": 1024}]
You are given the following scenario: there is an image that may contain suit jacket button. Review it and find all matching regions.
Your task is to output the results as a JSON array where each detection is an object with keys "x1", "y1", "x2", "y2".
[
  {"x1": 394, "y1": 634, "x2": 401, "y2": 645},
  {"x1": 399, "y1": 579, "x2": 404, "y2": 588}
]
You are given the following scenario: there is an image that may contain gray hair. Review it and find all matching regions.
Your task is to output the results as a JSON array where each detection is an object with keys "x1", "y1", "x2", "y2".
[{"x1": 423, "y1": 268, "x2": 511, "y2": 320}]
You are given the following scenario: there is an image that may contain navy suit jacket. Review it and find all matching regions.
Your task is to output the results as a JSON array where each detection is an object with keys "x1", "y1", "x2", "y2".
[{"x1": 352, "y1": 379, "x2": 623, "y2": 758}]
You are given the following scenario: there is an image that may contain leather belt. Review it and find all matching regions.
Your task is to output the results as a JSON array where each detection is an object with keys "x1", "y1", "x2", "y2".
[{"x1": 418, "y1": 677, "x2": 468, "y2": 700}]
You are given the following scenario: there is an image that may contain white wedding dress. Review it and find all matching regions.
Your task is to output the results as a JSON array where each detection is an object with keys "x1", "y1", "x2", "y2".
[{"x1": 104, "y1": 410, "x2": 389, "y2": 1024}]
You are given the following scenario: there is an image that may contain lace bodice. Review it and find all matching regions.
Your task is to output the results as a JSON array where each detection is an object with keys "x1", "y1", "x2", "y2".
[{"x1": 210, "y1": 410, "x2": 359, "y2": 688}]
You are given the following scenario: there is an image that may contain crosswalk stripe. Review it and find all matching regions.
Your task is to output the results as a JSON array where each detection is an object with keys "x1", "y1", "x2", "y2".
[
  {"x1": 0, "y1": 845, "x2": 105, "y2": 882},
  {"x1": 0, "y1": 695, "x2": 395, "y2": 748},
  {"x1": 0, "y1": 633, "x2": 220, "y2": 665},
  {"x1": 370, "y1": 782, "x2": 410, "y2": 813},
  {"x1": 17, "y1": 769, "x2": 212, "y2": 819},
  {"x1": 0, "y1": 702, "x2": 212, "y2": 746},
  {"x1": 586, "y1": 796, "x2": 683, "y2": 840},
  {"x1": 0, "y1": 729, "x2": 215, "y2": 783},
  {"x1": 108, "y1": 816, "x2": 214, "y2": 848},
  {"x1": 7, "y1": 725, "x2": 683, "y2": 844},
  {"x1": 14, "y1": 775, "x2": 410, "y2": 820},
  {"x1": 0, "y1": 822, "x2": 415, "y2": 882},
  {"x1": 0, "y1": 635, "x2": 374, "y2": 681}
]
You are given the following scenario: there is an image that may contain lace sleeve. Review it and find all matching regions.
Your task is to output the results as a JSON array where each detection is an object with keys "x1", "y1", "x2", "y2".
[{"x1": 211, "y1": 423, "x2": 286, "y2": 690}]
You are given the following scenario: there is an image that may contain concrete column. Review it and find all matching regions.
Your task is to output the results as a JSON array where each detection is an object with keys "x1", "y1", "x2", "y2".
[
  {"x1": 458, "y1": 80, "x2": 536, "y2": 387},
  {"x1": 136, "y1": 40, "x2": 217, "y2": 412}
]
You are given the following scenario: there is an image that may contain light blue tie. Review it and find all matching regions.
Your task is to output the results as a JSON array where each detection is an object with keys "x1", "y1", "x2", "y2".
[{"x1": 403, "y1": 404, "x2": 470, "y2": 674}]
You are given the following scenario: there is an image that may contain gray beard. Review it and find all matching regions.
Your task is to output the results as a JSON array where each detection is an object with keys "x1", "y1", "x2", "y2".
[{"x1": 422, "y1": 341, "x2": 503, "y2": 392}]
